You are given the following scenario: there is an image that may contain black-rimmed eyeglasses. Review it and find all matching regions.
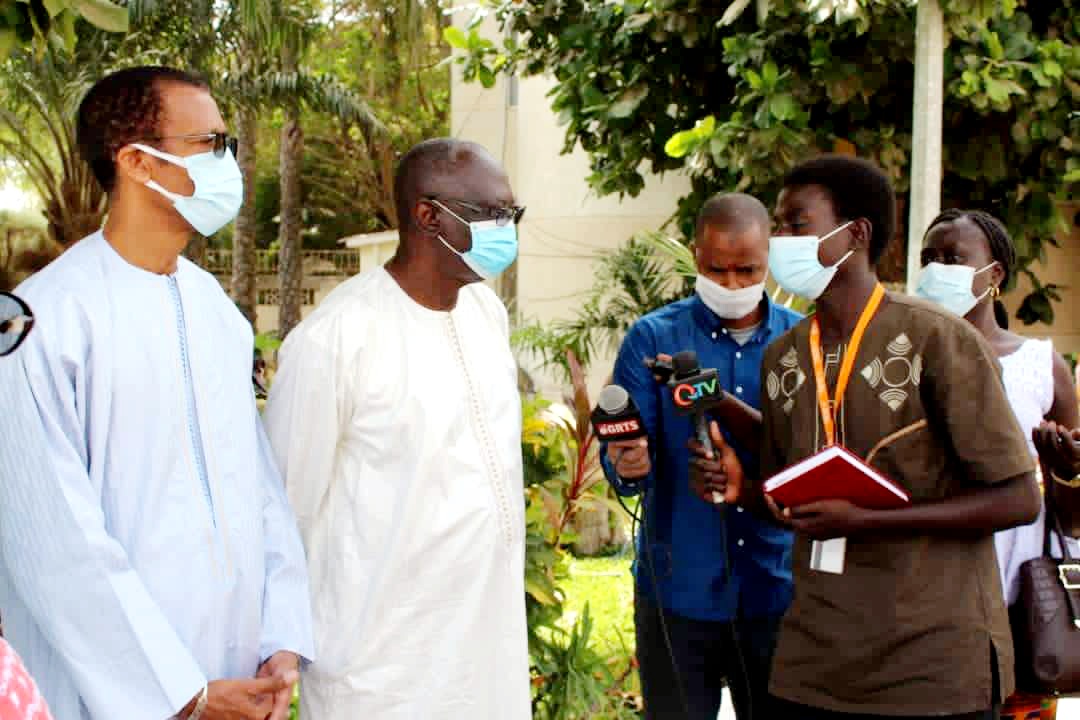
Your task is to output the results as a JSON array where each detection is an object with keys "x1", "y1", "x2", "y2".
[
  {"x1": 146, "y1": 132, "x2": 239, "y2": 158},
  {"x1": 0, "y1": 292, "x2": 33, "y2": 357},
  {"x1": 427, "y1": 196, "x2": 526, "y2": 227}
]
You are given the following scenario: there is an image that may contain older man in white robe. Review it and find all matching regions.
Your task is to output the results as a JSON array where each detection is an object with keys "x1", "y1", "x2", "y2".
[
  {"x1": 265, "y1": 139, "x2": 530, "y2": 719},
  {"x1": 2, "y1": 66, "x2": 313, "y2": 720}
]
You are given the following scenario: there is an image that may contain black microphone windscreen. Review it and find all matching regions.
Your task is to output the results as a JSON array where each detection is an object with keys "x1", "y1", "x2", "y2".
[
  {"x1": 672, "y1": 350, "x2": 700, "y2": 379},
  {"x1": 597, "y1": 385, "x2": 630, "y2": 414}
]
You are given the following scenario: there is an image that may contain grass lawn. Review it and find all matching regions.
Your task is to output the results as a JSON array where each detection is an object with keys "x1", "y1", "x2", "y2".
[
  {"x1": 560, "y1": 552, "x2": 636, "y2": 656},
  {"x1": 559, "y1": 549, "x2": 643, "y2": 713},
  {"x1": 560, "y1": 554, "x2": 1080, "y2": 720}
]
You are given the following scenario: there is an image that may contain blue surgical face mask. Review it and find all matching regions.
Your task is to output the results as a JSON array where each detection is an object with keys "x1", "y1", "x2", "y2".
[
  {"x1": 433, "y1": 200, "x2": 519, "y2": 280},
  {"x1": 914, "y1": 261, "x2": 998, "y2": 317},
  {"x1": 768, "y1": 221, "x2": 854, "y2": 300},
  {"x1": 131, "y1": 143, "x2": 244, "y2": 236}
]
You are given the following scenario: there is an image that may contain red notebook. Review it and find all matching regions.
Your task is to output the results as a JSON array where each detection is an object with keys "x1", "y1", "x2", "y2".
[{"x1": 764, "y1": 445, "x2": 910, "y2": 510}]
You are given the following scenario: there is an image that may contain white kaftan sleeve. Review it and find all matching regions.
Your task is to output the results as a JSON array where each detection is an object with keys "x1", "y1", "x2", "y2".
[
  {"x1": 0, "y1": 321, "x2": 205, "y2": 718},
  {"x1": 263, "y1": 324, "x2": 346, "y2": 545},
  {"x1": 254, "y1": 416, "x2": 316, "y2": 664}
]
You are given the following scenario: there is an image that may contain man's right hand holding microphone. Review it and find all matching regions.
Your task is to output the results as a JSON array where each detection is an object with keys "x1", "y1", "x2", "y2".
[
  {"x1": 607, "y1": 437, "x2": 651, "y2": 480},
  {"x1": 605, "y1": 413, "x2": 744, "y2": 506},
  {"x1": 595, "y1": 348, "x2": 745, "y2": 507},
  {"x1": 687, "y1": 419, "x2": 743, "y2": 506}
]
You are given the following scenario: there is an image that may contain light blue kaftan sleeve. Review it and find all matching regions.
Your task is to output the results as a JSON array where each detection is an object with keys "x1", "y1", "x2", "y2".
[
  {"x1": 254, "y1": 416, "x2": 316, "y2": 664},
  {"x1": 0, "y1": 321, "x2": 205, "y2": 719}
]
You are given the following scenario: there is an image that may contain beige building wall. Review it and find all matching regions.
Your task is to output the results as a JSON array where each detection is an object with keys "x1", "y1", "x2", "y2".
[
  {"x1": 1002, "y1": 203, "x2": 1080, "y2": 356},
  {"x1": 450, "y1": 7, "x2": 689, "y2": 398}
]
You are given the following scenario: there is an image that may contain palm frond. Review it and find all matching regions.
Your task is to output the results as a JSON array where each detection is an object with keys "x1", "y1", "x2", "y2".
[
  {"x1": 640, "y1": 230, "x2": 697, "y2": 280},
  {"x1": 236, "y1": 0, "x2": 270, "y2": 41},
  {"x1": 0, "y1": 45, "x2": 106, "y2": 246},
  {"x1": 125, "y1": 0, "x2": 166, "y2": 23},
  {"x1": 232, "y1": 70, "x2": 386, "y2": 136}
]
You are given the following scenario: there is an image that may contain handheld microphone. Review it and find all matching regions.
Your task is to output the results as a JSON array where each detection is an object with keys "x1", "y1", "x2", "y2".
[
  {"x1": 643, "y1": 355, "x2": 675, "y2": 385},
  {"x1": 670, "y1": 350, "x2": 725, "y2": 458},
  {"x1": 671, "y1": 351, "x2": 726, "y2": 504},
  {"x1": 591, "y1": 385, "x2": 648, "y2": 442}
]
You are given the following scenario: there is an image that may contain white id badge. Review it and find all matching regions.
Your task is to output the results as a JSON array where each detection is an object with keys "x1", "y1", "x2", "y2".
[{"x1": 810, "y1": 537, "x2": 846, "y2": 574}]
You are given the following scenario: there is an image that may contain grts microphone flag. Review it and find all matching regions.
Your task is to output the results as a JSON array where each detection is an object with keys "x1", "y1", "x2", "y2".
[{"x1": 591, "y1": 385, "x2": 647, "y2": 443}]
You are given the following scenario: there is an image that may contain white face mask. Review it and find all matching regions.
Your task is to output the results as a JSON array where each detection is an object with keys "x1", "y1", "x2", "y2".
[
  {"x1": 695, "y1": 274, "x2": 766, "y2": 320},
  {"x1": 131, "y1": 143, "x2": 243, "y2": 236},
  {"x1": 767, "y1": 221, "x2": 854, "y2": 300},
  {"x1": 914, "y1": 261, "x2": 998, "y2": 317}
]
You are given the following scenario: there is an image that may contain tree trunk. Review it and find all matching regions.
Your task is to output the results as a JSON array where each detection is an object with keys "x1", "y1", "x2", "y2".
[
  {"x1": 47, "y1": 167, "x2": 106, "y2": 248},
  {"x1": 48, "y1": 207, "x2": 105, "y2": 248},
  {"x1": 277, "y1": 64, "x2": 305, "y2": 339},
  {"x1": 184, "y1": 234, "x2": 208, "y2": 267},
  {"x1": 232, "y1": 106, "x2": 259, "y2": 328},
  {"x1": 377, "y1": 140, "x2": 397, "y2": 228},
  {"x1": 572, "y1": 504, "x2": 612, "y2": 556}
]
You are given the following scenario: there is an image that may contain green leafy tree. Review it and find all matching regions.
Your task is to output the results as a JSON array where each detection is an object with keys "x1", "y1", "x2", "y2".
[
  {"x1": 520, "y1": 356, "x2": 640, "y2": 719},
  {"x1": 4, "y1": 0, "x2": 384, "y2": 326},
  {"x1": 450, "y1": 0, "x2": 1079, "y2": 324},
  {"x1": 0, "y1": 33, "x2": 114, "y2": 250},
  {"x1": 234, "y1": 0, "x2": 385, "y2": 338},
  {"x1": 301, "y1": 0, "x2": 451, "y2": 238},
  {"x1": 208, "y1": 0, "x2": 384, "y2": 326},
  {"x1": 0, "y1": 2, "x2": 236, "y2": 261},
  {"x1": 0, "y1": 0, "x2": 128, "y2": 60}
]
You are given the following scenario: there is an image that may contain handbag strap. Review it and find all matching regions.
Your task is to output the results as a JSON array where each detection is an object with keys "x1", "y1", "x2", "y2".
[
  {"x1": 1042, "y1": 460, "x2": 1080, "y2": 628},
  {"x1": 1044, "y1": 462, "x2": 1074, "y2": 559},
  {"x1": 1045, "y1": 462, "x2": 1060, "y2": 557}
]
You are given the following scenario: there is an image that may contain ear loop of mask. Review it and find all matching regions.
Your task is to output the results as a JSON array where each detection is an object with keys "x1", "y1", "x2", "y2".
[
  {"x1": 971, "y1": 261, "x2": 1000, "y2": 304},
  {"x1": 431, "y1": 198, "x2": 471, "y2": 257},
  {"x1": 820, "y1": 220, "x2": 855, "y2": 269},
  {"x1": 130, "y1": 143, "x2": 189, "y2": 201}
]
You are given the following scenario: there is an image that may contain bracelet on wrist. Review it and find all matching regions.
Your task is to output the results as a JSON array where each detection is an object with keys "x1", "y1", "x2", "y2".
[{"x1": 1054, "y1": 473, "x2": 1080, "y2": 489}]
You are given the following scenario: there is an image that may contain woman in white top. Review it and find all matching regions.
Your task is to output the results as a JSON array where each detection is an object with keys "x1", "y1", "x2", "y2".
[{"x1": 917, "y1": 208, "x2": 1080, "y2": 720}]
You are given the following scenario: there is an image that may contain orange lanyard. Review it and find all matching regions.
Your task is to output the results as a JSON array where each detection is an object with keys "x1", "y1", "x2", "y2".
[{"x1": 808, "y1": 283, "x2": 886, "y2": 447}]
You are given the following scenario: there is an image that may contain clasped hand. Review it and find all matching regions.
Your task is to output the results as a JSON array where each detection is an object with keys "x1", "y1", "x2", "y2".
[
  {"x1": 181, "y1": 651, "x2": 299, "y2": 720},
  {"x1": 1034, "y1": 420, "x2": 1080, "y2": 481}
]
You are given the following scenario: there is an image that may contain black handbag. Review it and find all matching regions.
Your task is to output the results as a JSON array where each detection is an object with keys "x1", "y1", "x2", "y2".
[{"x1": 1010, "y1": 468, "x2": 1080, "y2": 695}]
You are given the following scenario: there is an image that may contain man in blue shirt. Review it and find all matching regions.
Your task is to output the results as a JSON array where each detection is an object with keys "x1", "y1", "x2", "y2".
[{"x1": 602, "y1": 193, "x2": 801, "y2": 720}]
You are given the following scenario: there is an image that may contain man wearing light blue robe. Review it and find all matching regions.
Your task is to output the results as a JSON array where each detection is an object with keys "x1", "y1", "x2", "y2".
[{"x1": 0, "y1": 66, "x2": 313, "y2": 720}]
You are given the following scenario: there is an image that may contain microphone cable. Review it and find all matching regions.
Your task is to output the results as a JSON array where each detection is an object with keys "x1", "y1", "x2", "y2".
[
  {"x1": 717, "y1": 501, "x2": 754, "y2": 720},
  {"x1": 617, "y1": 470, "x2": 758, "y2": 720},
  {"x1": 615, "y1": 485, "x2": 691, "y2": 718}
]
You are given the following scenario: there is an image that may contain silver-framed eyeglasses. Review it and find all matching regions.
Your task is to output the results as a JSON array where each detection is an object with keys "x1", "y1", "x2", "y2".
[
  {"x1": 0, "y1": 292, "x2": 34, "y2": 357},
  {"x1": 427, "y1": 196, "x2": 526, "y2": 227}
]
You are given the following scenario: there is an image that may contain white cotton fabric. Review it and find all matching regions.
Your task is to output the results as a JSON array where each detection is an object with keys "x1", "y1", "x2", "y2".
[
  {"x1": 264, "y1": 267, "x2": 530, "y2": 720},
  {"x1": 0, "y1": 231, "x2": 314, "y2": 719},
  {"x1": 996, "y1": 338, "x2": 1079, "y2": 605}
]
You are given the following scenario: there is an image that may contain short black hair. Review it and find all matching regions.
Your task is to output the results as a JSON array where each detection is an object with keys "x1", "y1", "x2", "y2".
[
  {"x1": 925, "y1": 209, "x2": 1016, "y2": 287},
  {"x1": 696, "y1": 192, "x2": 770, "y2": 238},
  {"x1": 77, "y1": 66, "x2": 209, "y2": 192},
  {"x1": 393, "y1": 138, "x2": 482, "y2": 231},
  {"x1": 783, "y1": 155, "x2": 897, "y2": 264}
]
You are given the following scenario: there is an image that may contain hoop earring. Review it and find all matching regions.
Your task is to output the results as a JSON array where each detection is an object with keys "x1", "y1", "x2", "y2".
[{"x1": 990, "y1": 286, "x2": 1001, "y2": 299}]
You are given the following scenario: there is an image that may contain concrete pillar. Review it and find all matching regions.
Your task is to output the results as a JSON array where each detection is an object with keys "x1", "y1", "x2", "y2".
[{"x1": 905, "y1": 0, "x2": 946, "y2": 291}]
